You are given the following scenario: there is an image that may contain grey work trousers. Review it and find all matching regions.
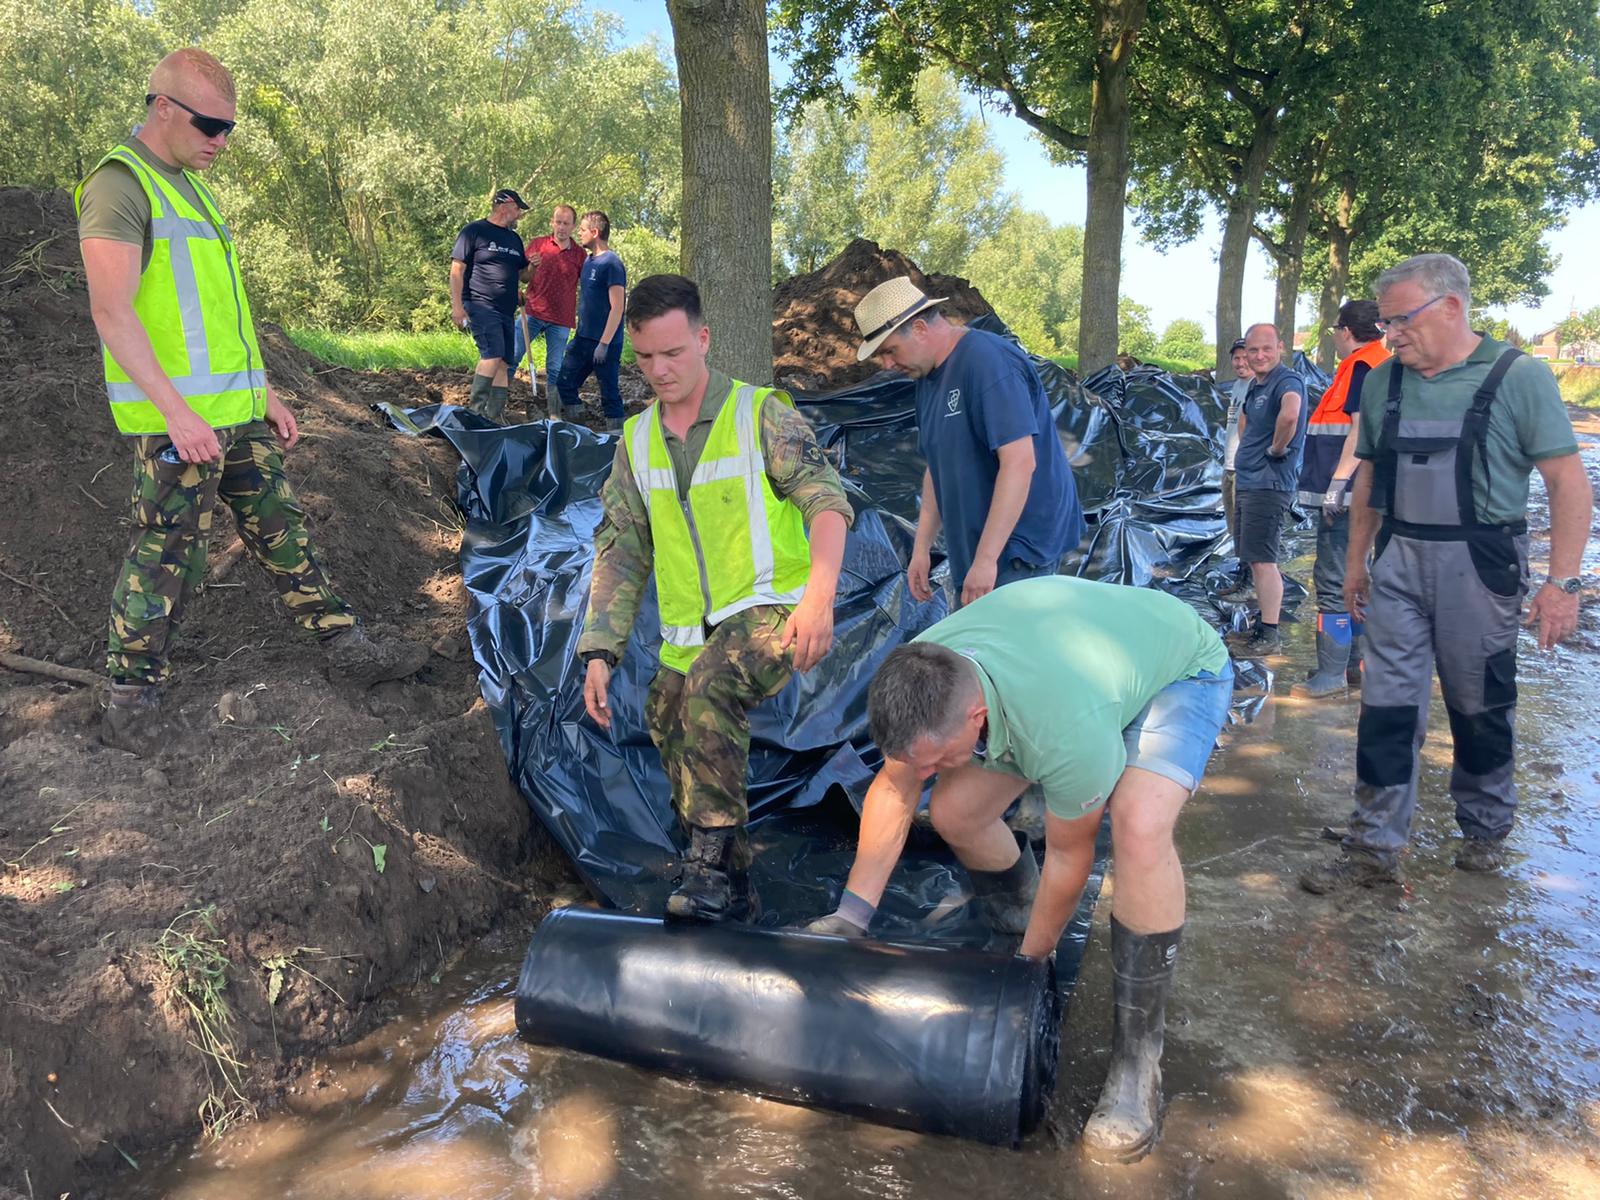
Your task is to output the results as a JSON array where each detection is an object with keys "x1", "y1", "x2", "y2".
[{"x1": 1346, "y1": 529, "x2": 1527, "y2": 862}]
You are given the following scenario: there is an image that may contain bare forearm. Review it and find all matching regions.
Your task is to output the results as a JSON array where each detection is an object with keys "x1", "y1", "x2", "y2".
[
  {"x1": 449, "y1": 266, "x2": 464, "y2": 309},
  {"x1": 804, "y1": 510, "x2": 846, "y2": 601},
  {"x1": 914, "y1": 469, "x2": 942, "y2": 551},
  {"x1": 1270, "y1": 395, "x2": 1302, "y2": 454},
  {"x1": 974, "y1": 456, "x2": 1034, "y2": 564},
  {"x1": 601, "y1": 288, "x2": 624, "y2": 345},
  {"x1": 842, "y1": 769, "x2": 920, "y2": 907},
  {"x1": 1018, "y1": 842, "x2": 1094, "y2": 959},
  {"x1": 1346, "y1": 462, "x2": 1380, "y2": 568},
  {"x1": 1547, "y1": 467, "x2": 1595, "y2": 577}
]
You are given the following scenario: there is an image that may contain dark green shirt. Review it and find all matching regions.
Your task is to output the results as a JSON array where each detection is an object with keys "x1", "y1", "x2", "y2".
[
  {"x1": 1355, "y1": 335, "x2": 1578, "y2": 523},
  {"x1": 76, "y1": 136, "x2": 206, "y2": 271}
]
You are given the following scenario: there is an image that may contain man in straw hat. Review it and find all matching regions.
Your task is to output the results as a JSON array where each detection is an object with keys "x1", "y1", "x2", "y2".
[{"x1": 853, "y1": 277, "x2": 1085, "y2": 607}]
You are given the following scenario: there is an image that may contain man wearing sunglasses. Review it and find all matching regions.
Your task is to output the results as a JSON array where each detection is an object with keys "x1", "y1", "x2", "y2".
[
  {"x1": 76, "y1": 49, "x2": 427, "y2": 757},
  {"x1": 1301, "y1": 253, "x2": 1592, "y2": 894}
]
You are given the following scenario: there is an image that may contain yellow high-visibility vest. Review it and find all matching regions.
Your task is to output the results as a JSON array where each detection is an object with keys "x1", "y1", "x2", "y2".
[
  {"x1": 75, "y1": 143, "x2": 266, "y2": 435},
  {"x1": 624, "y1": 381, "x2": 812, "y2": 671}
]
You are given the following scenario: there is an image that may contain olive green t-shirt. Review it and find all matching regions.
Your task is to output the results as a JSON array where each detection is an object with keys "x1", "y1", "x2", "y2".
[
  {"x1": 914, "y1": 575, "x2": 1228, "y2": 819},
  {"x1": 1354, "y1": 335, "x2": 1578, "y2": 524},
  {"x1": 76, "y1": 136, "x2": 207, "y2": 271}
]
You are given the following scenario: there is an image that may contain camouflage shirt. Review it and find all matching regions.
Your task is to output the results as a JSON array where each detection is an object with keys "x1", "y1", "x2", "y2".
[{"x1": 578, "y1": 368, "x2": 854, "y2": 661}]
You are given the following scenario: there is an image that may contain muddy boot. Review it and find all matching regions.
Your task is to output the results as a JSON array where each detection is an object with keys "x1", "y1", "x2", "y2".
[
  {"x1": 604, "y1": 417, "x2": 624, "y2": 434},
  {"x1": 1346, "y1": 633, "x2": 1363, "y2": 689},
  {"x1": 466, "y1": 373, "x2": 494, "y2": 417},
  {"x1": 1454, "y1": 836, "x2": 1506, "y2": 872},
  {"x1": 1224, "y1": 622, "x2": 1281, "y2": 658},
  {"x1": 101, "y1": 682, "x2": 179, "y2": 757},
  {"x1": 1081, "y1": 919, "x2": 1181, "y2": 1164},
  {"x1": 666, "y1": 826, "x2": 760, "y2": 923},
  {"x1": 967, "y1": 833, "x2": 1040, "y2": 935},
  {"x1": 561, "y1": 404, "x2": 585, "y2": 423},
  {"x1": 324, "y1": 625, "x2": 429, "y2": 688},
  {"x1": 1292, "y1": 622, "x2": 1350, "y2": 699},
  {"x1": 1298, "y1": 847, "x2": 1401, "y2": 895}
]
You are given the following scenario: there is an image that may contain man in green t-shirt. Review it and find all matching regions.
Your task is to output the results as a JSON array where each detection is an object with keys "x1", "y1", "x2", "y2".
[
  {"x1": 805, "y1": 575, "x2": 1232, "y2": 1163},
  {"x1": 78, "y1": 49, "x2": 426, "y2": 756},
  {"x1": 1301, "y1": 254, "x2": 1592, "y2": 894}
]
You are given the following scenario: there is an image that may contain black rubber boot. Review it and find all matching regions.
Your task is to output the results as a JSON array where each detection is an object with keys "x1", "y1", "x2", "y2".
[
  {"x1": 604, "y1": 417, "x2": 624, "y2": 433},
  {"x1": 1292, "y1": 624, "x2": 1349, "y2": 699},
  {"x1": 1346, "y1": 633, "x2": 1363, "y2": 689},
  {"x1": 466, "y1": 372, "x2": 493, "y2": 417},
  {"x1": 966, "y1": 833, "x2": 1039, "y2": 935},
  {"x1": 1081, "y1": 919, "x2": 1181, "y2": 1163},
  {"x1": 666, "y1": 826, "x2": 760, "y2": 923}
]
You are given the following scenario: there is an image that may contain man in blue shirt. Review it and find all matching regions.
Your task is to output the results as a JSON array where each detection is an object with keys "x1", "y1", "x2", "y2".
[
  {"x1": 852, "y1": 277, "x2": 1085, "y2": 607},
  {"x1": 1227, "y1": 322, "x2": 1307, "y2": 656},
  {"x1": 450, "y1": 188, "x2": 529, "y2": 423},
  {"x1": 555, "y1": 210, "x2": 627, "y2": 431}
]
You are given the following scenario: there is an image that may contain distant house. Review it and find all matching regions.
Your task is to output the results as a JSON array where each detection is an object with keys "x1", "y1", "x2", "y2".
[{"x1": 1528, "y1": 324, "x2": 1600, "y2": 362}]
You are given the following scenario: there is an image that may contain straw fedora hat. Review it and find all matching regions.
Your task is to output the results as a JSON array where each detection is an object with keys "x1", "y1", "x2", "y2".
[{"x1": 853, "y1": 276, "x2": 947, "y2": 361}]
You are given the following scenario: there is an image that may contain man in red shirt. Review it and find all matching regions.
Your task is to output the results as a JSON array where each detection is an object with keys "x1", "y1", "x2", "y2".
[{"x1": 514, "y1": 203, "x2": 587, "y2": 407}]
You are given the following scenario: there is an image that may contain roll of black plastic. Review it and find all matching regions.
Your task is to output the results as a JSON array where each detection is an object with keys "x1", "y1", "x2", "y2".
[{"x1": 513, "y1": 907, "x2": 1062, "y2": 1146}]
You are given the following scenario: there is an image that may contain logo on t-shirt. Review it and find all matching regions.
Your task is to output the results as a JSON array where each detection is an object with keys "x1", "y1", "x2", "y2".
[{"x1": 946, "y1": 388, "x2": 962, "y2": 415}]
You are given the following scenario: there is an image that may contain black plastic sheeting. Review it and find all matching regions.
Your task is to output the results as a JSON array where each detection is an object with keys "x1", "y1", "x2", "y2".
[
  {"x1": 514, "y1": 908, "x2": 1060, "y2": 1147},
  {"x1": 378, "y1": 321, "x2": 1324, "y2": 970}
]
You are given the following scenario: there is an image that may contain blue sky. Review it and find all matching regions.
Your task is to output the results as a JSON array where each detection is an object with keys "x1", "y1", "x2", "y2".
[{"x1": 609, "y1": 1, "x2": 1590, "y2": 339}]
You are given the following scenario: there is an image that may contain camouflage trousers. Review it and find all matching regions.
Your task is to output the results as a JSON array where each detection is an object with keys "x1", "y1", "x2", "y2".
[
  {"x1": 107, "y1": 420, "x2": 355, "y2": 684},
  {"x1": 645, "y1": 606, "x2": 795, "y2": 852}
]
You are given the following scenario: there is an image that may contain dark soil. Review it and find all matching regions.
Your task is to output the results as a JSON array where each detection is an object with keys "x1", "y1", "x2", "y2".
[
  {"x1": 0, "y1": 188, "x2": 580, "y2": 1199},
  {"x1": 771, "y1": 237, "x2": 995, "y2": 392}
]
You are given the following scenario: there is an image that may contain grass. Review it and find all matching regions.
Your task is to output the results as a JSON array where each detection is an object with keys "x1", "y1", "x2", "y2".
[
  {"x1": 287, "y1": 326, "x2": 636, "y2": 371},
  {"x1": 153, "y1": 906, "x2": 254, "y2": 1138},
  {"x1": 1553, "y1": 364, "x2": 1600, "y2": 408}
]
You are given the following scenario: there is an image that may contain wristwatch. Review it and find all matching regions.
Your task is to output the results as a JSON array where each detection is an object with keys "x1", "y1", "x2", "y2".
[
  {"x1": 581, "y1": 649, "x2": 618, "y2": 667},
  {"x1": 1544, "y1": 575, "x2": 1582, "y2": 594}
]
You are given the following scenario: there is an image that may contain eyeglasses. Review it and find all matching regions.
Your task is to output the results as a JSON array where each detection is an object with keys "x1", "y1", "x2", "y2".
[
  {"x1": 145, "y1": 93, "x2": 236, "y2": 139},
  {"x1": 1375, "y1": 294, "x2": 1444, "y2": 333}
]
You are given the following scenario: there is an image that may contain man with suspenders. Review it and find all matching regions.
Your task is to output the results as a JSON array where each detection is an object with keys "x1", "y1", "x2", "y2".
[{"x1": 1302, "y1": 255, "x2": 1592, "y2": 893}]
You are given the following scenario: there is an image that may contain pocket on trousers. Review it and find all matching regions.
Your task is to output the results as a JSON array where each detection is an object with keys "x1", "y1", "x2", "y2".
[
  {"x1": 1483, "y1": 642, "x2": 1517, "y2": 710},
  {"x1": 1466, "y1": 532, "x2": 1520, "y2": 597}
]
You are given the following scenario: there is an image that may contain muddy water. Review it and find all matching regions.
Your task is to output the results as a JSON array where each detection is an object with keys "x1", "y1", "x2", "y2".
[{"x1": 135, "y1": 454, "x2": 1600, "y2": 1199}]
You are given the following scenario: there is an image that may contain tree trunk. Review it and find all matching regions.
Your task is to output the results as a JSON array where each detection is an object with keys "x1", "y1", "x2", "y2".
[
  {"x1": 1271, "y1": 156, "x2": 1319, "y2": 355},
  {"x1": 1077, "y1": 0, "x2": 1147, "y2": 375},
  {"x1": 667, "y1": 0, "x2": 773, "y2": 383},
  {"x1": 1315, "y1": 177, "x2": 1355, "y2": 372},
  {"x1": 1214, "y1": 116, "x2": 1278, "y2": 374}
]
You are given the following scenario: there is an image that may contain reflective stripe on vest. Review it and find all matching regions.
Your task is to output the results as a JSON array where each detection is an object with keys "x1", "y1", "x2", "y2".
[
  {"x1": 624, "y1": 382, "x2": 812, "y2": 671},
  {"x1": 74, "y1": 144, "x2": 266, "y2": 435}
]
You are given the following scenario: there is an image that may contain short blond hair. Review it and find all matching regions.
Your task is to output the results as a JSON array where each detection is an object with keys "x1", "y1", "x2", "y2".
[{"x1": 148, "y1": 48, "x2": 236, "y2": 106}]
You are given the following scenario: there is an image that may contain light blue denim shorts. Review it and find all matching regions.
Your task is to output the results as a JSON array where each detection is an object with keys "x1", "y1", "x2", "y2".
[{"x1": 1121, "y1": 663, "x2": 1234, "y2": 792}]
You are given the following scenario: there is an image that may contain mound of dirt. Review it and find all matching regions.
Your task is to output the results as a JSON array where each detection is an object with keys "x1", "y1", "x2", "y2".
[
  {"x1": 770, "y1": 237, "x2": 995, "y2": 392},
  {"x1": 0, "y1": 188, "x2": 572, "y2": 1198}
]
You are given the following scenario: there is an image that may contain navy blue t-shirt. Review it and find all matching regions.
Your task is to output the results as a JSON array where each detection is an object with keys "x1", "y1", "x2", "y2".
[
  {"x1": 1297, "y1": 362, "x2": 1370, "y2": 496},
  {"x1": 452, "y1": 219, "x2": 527, "y2": 315},
  {"x1": 576, "y1": 250, "x2": 627, "y2": 341},
  {"x1": 913, "y1": 328, "x2": 1086, "y2": 587},
  {"x1": 1236, "y1": 364, "x2": 1309, "y2": 491}
]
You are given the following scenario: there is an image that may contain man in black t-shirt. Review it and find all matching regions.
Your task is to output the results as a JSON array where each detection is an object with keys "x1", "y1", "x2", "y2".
[{"x1": 450, "y1": 188, "x2": 529, "y2": 422}]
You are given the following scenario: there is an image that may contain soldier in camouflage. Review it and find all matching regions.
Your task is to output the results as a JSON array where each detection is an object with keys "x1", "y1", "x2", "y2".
[
  {"x1": 579, "y1": 274, "x2": 853, "y2": 922},
  {"x1": 78, "y1": 48, "x2": 427, "y2": 757}
]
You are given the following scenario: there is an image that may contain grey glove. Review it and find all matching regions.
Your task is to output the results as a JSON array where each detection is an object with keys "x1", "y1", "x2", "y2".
[
  {"x1": 592, "y1": 340, "x2": 610, "y2": 365},
  {"x1": 1323, "y1": 479, "x2": 1351, "y2": 522},
  {"x1": 804, "y1": 912, "x2": 867, "y2": 938}
]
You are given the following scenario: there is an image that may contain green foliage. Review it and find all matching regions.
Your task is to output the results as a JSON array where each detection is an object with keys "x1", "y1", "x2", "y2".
[
  {"x1": 1557, "y1": 306, "x2": 1600, "y2": 353},
  {"x1": 1156, "y1": 318, "x2": 1209, "y2": 364},
  {"x1": 1555, "y1": 365, "x2": 1600, "y2": 407},
  {"x1": 775, "y1": 70, "x2": 1013, "y2": 276},
  {"x1": 1118, "y1": 298, "x2": 1157, "y2": 359},
  {"x1": 961, "y1": 209, "x2": 1083, "y2": 355},
  {"x1": 3, "y1": 0, "x2": 681, "y2": 329}
]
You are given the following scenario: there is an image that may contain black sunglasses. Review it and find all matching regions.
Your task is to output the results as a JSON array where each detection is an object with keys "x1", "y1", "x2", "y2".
[{"x1": 146, "y1": 93, "x2": 236, "y2": 139}]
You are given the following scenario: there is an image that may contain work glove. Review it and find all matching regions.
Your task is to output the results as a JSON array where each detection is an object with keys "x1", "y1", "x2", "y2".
[
  {"x1": 804, "y1": 912, "x2": 867, "y2": 938},
  {"x1": 1323, "y1": 479, "x2": 1351, "y2": 522},
  {"x1": 593, "y1": 340, "x2": 610, "y2": 365}
]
